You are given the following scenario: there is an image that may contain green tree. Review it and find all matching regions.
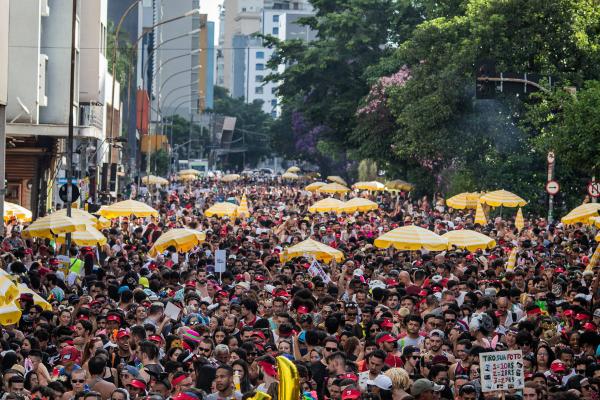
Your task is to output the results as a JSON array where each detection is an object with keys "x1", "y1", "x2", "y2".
[{"x1": 149, "y1": 149, "x2": 170, "y2": 177}]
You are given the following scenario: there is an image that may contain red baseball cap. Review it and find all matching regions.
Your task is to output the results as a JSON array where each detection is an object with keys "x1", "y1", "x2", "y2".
[
  {"x1": 342, "y1": 388, "x2": 361, "y2": 400},
  {"x1": 376, "y1": 333, "x2": 396, "y2": 345},
  {"x1": 297, "y1": 305, "x2": 309, "y2": 314},
  {"x1": 550, "y1": 360, "x2": 567, "y2": 373},
  {"x1": 129, "y1": 379, "x2": 147, "y2": 390},
  {"x1": 116, "y1": 329, "x2": 130, "y2": 339},
  {"x1": 107, "y1": 314, "x2": 121, "y2": 323},
  {"x1": 60, "y1": 346, "x2": 81, "y2": 363},
  {"x1": 381, "y1": 319, "x2": 394, "y2": 329},
  {"x1": 254, "y1": 275, "x2": 265, "y2": 282},
  {"x1": 148, "y1": 335, "x2": 163, "y2": 344},
  {"x1": 337, "y1": 373, "x2": 358, "y2": 382}
]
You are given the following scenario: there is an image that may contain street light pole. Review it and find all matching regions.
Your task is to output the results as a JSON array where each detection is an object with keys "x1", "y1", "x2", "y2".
[{"x1": 65, "y1": 0, "x2": 78, "y2": 249}]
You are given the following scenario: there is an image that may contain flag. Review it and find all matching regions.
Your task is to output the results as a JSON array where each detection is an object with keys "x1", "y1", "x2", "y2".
[{"x1": 515, "y1": 207, "x2": 524, "y2": 232}]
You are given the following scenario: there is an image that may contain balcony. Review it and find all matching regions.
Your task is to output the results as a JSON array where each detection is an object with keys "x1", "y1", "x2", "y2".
[{"x1": 79, "y1": 102, "x2": 103, "y2": 130}]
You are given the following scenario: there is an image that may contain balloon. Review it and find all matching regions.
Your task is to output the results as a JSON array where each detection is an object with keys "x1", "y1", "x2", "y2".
[
  {"x1": 247, "y1": 392, "x2": 272, "y2": 400},
  {"x1": 277, "y1": 355, "x2": 300, "y2": 400}
]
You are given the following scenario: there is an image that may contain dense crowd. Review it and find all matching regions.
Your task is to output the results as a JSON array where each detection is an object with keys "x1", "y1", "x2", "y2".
[{"x1": 0, "y1": 177, "x2": 599, "y2": 400}]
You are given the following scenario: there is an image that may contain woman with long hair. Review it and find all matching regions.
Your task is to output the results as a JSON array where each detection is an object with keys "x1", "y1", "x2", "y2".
[{"x1": 232, "y1": 359, "x2": 253, "y2": 393}]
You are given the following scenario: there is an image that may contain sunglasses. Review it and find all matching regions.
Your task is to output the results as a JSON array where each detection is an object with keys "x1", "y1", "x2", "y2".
[
  {"x1": 576, "y1": 369, "x2": 586, "y2": 374},
  {"x1": 370, "y1": 328, "x2": 380, "y2": 333},
  {"x1": 72, "y1": 379, "x2": 86, "y2": 383},
  {"x1": 445, "y1": 319, "x2": 456, "y2": 323},
  {"x1": 325, "y1": 347, "x2": 338, "y2": 352},
  {"x1": 199, "y1": 347, "x2": 211, "y2": 353}
]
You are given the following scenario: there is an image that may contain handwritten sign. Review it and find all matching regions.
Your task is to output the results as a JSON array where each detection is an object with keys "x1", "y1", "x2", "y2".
[
  {"x1": 479, "y1": 350, "x2": 524, "y2": 392},
  {"x1": 307, "y1": 259, "x2": 331, "y2": 284}
]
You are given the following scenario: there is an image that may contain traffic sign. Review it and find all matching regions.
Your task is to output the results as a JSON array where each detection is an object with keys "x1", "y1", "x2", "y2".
[
  {"x1": 546, "y1": 181, "x2": 560, "y2": 195},
  {"x1": 588, "y1": 181, "x2": 600, "y2": 198},
  {"x1": 59, "y1": 183, "x2": 80, "y2": 203},
  {"x1": 547, "y1": 151, "x2": 555, "y2": 164}
]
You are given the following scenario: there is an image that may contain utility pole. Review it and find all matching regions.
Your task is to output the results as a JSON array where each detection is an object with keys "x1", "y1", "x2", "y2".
[
  {"x1": 65, "y1": 0, "x2": 78, "y2": 248},
  {"x1": 187, "y1": 112, "x2": 193, "y2": 163},
  {"x1": 0, "y1": 105, "x2": 5, "y2": 236}
]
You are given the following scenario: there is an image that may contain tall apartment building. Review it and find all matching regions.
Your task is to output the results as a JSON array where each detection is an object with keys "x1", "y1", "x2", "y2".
[
  {"x1": 5, "y1": 0, "x2": 118, "y2": 213},
  {"x1": 219, "y1": 0, "x2": 315, "y2": 117}
]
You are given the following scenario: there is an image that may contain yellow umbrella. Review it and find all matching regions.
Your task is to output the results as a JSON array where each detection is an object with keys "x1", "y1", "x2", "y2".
[
  {"x1": 178, "y1": 174, "x2": 197, "y2": 181},
  {"x1": 308, "y1": 197, "x2": 345, "y2": 213},
  {"x1": 446, "y1": 192, "x2": 482, "y2": 210},
  {"x1": 474, "y1": 202, "x2": 487, "y2": 225},
  {"x1": 385, "y1": 179, "x2": 414, "y2": 191},
  {"x1": 280, "y1": 238, "x2": 344, "y2": 263},
  {"x1": 442, "y1": 230, "x2": 496, "y2": 251},
  {"x1": 515, "y1": 208, "x2": 525, "y2": 231},
  {"x1": 204, "y1": 202, "x2": 239, "y2": 217},
  {"x1": 327, "y1": 176, "x2": 347, "y2": 186},
  {"x1": 238, "y1": 194, "x2": 250, "y2": 217},
  {"x1": 149, "y1": 229, "x2": 206, "y2": 257},
  {"x1": 282, "y1": 172, "x2": 300, "y2": 180},
  {"x1": 506, "y1": 246, "x2": 518, "y2": 271},
  {"x1": 305, "y1": 182, "x2": 327, "y2": 192},
  {"x1": 22, "y1": 213, "x2": 86, "y2": 239},
  {"x1": 286, "y1": 166, "x2": 301, "y2": 173},
  {"x1": 222, "y1": 174, "x2": 241, "y2": 182},
  {"x1": 317, "y1": 183, "x2": 350, "y2": 194},
  {"x1": 54, "y1": 208, "x2": 102, "y2": 226},
  {"x1": 0, "y1": 276, "x2": 19, "y2": 306},
  {"x1": 0, "y1": 302, "x2": 22, "y2": 325},
  {"x1": 178, "y1": 169, "x2": 201, "y2": 176},
  {"x1": 374, "y1": 225, "x2": 448, "y2": 251},
  {"x1": 17, "y1": 284, "x2": 52, "y2": 311},
  {"x1": 96, "y1": 216, "x2": 111, "y2": 229},
  {"x1": 339, "y1": 198, "x2": 379, "y2": 213},
  {"x1": 56, "y1": 226, "x2": 107, "y2": 247},
  {"x1": 99, "y1": 200, "x2": 159, "y2": 219},
  {"x1": 561, "y1": 203, "x2": 600, "y2": 225},
  {"x1": 352, "y1": 181, "x2": 386, "y2": 191},
  {"x1": 590, "y1": 216, "x2": 600, "y2": 227},
  {"x1": 479, "y1": 190, "x2": 527, "y2": 207},
  {"x1": 595, "y1": 232, "x2": 600, "y2": 241},
  {"x1": 142, "y1": 175, "x2": 169, "y2": 185},
  {"x1": 4, "y1": 202, "x2": 32, "y2": 222}
]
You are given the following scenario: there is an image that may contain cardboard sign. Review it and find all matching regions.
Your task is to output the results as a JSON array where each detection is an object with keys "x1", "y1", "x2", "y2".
[
  {"x1": 307, "y1": 259, "x2": 331, "y2": 284},
  {"x1": 164, "y1": 301, "x2": 181, "y2": 321},
  {"x1": 215, "y1": 249, "x2": 227, "y2": 273},
  {"x1": 479, "y1": 350, "x2": 524, "y2": 392}
]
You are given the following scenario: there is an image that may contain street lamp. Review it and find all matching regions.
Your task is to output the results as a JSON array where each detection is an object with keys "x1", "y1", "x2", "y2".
[{"x1": 106, "y1": 7, "x2": 201, "y2": 202}]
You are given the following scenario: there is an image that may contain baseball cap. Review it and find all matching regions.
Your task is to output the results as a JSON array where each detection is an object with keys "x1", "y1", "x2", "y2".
[
  {"x1": 60, "y1": 346, "x2": 81, "y2": 363},
  {"x1": 341, "y1": 388, "x2": 361, "y2": 400},
  {"x1": 116, "y1": 329, "x2": 130, "y2": 339},
  {"x1": 428, "y1": 329, "x2": 445, "y2": 338},
  {"x1": 593, "y1": 308, "x2": 600, "y2": 318},
  {"x1": 375, "y1": 333, "x2": 396, "y2": 345},
  {"x1": 411, "y1": 379, "x2": 444, "y2": 396},
  {"x1": 366, "y1": 374, "x2": 393, "y2": 390},
  {"x1": 129, "y1": 379, "x2": 147, "y2": 390},
  {"x1": 550, "y1": 360, "x2": 567, "y2": 373},
  {"x1": 124, "y1": 365, "x2": 140, "y2": 377}
]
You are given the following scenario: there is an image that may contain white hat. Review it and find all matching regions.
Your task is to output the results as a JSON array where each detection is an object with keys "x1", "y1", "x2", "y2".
[{"x1": 366, "y1": 374, "x2": 393, "y2": 390}]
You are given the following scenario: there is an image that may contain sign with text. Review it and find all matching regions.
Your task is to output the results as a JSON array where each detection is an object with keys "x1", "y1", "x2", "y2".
[
  {"x1": 307, "y1": 259, "x2": 331, "y2": 284},
  {"x1": 215, "y1": 250, "x2": 227, "y2": 273},
  {"x1": 479, "y1": 350, "x2": 524, "y2": 392}
]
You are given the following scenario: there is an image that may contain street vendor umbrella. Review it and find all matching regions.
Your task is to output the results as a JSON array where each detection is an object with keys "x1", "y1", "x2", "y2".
[
  {"x1": 590, "y1": 216, "x2": 600, "y2": 228},
  {"x1": 339, "y1": 197, "x2": 379, "y2": 213},
  {"x1": 222, "y1": 174, "x2": 241, "y2": 182},
  {"x1": 479, "y1": 190, "x2": 527, "y2": 207},
  {"x1": 96, "y1": 216, "x2": 111, "y2": 229},
  {"x1": 446, "y1": 192, "x2": 482, "y2": 210},
  {"x1": 99, "y1": 199, "x2": 159, "y2": 219},
  {"x1": 442, "y1": 230, "x2": 496, "y2": 251},
  {"x1": 327, "y1": 176, "x2": 347, "y2": 186},
  {"x1": 54, "y1": 208, "x2": 102, "y2": 226},
  {"x1": 308, "y1": 197, "x2": 345, "y2": 213},
  {"x1": 204, "y1": 202, "x2": 239, "y2": 217},
  {"x1": 4, "y1": 202, "x2": 32, "y2": 222},
  {"x1": 0, "y1": 302, "x2": 22, "y2": 325},
  {"x1": 305, "y1": 182, "x2": 326, "y2": 192},
  {"x1": 280, "y1": 238, "x2": 344, "y2": 263},
  {"x1": 515, "y1": 208, "x2": 525, "y2": 231},
  {"x1": 282, "y1": 172, "x2": 299, "y2": 180},
  {"x1": 237, "y1": 194, "x2": 250, "y2": 217},
  {"x1": 149, "y1": 228, "x2": 206, "y2": 257},
  {"x1": 178, "y1": 174, "x2": 197, "y2": 181},
  {"x1": 374, "y1": 225, "x2": 448, "y2": 251},
  {"x1": 286, "y1": 166, "x2": 301, "y2": 173},
  {"x1": 178, "y1": 169, "x2": 200, "y2": 176},
  {"x1": 0, "y1": 276, "x2": 19, "y2": 306},
  {"x1": 22, "y1": 213, "x2": 86, "y2": 239},
  {"x1": 561, "y1": 203, "x2": 600, "y2": 225},
  {"x1": 56, "y1": 226, "x2": 107, "y2": 247},
  {"x1": 142, "y1": 175, "x2": 169, "y2": 185},
  {"x1": 474, "y1": 202, "x2": 487, "y2": 225},
  {"x1": 352, "y1": 181, "x2": 386, "y2": 191},
  {"x1": 385, "y1": 179, "x2": 414, "y2": 191},
  {"x1": 317, "y1": 183, "x2": 350, "y2": 195},
  {"x1": 17, "y1": 284, "x2": 52, "y2": 311}
]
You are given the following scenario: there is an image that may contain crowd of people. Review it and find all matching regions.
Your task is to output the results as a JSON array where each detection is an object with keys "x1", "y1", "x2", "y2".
[{"x1": 0, "y1": 176, "x2": 599, "y2": 400}]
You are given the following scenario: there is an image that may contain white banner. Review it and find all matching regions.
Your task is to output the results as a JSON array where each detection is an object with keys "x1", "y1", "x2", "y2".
[
  {"x1": 215, "y1": 250, "x2": 227, "y2": 273},
  {"x1": 479, "y1": 350, "x2": 524, "y2": 392},
  {"x1": 307, "y1": 258, "x2": 331, "y2": 284}
]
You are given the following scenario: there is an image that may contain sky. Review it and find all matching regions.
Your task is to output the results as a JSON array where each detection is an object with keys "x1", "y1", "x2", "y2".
[{"x1": 200, "y1": 0, "x2": 224, "y2": 45}]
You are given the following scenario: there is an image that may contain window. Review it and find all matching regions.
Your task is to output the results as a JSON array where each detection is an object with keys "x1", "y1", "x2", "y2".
[
  {"x1": 273, "y1": 15, "x2": 279, "y2": 23},
  {"x1": 272, "y1": 27, "x2": 279, "y2": 35},
  {"x1": 255, "y1": 87, "x2": 264, "y2": 94},
  {"x1": 256, "y1": 63, "x2": 265, "y2": 71},
  {"x1": 271, "y1": 111, "x2": 278, "y2": 118},
  {"x1": 256, "y1": 51, "x2": 265, "y2": 59},
  {"x1": 271, "y1": 87, "x2": 277, "y2": 94},
  {"x1": 255, "y1": 75, "x2": 263, "y2": 82},
  {"x1": 271, "y1": 99, "x2": 277, "y2": 106}
]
